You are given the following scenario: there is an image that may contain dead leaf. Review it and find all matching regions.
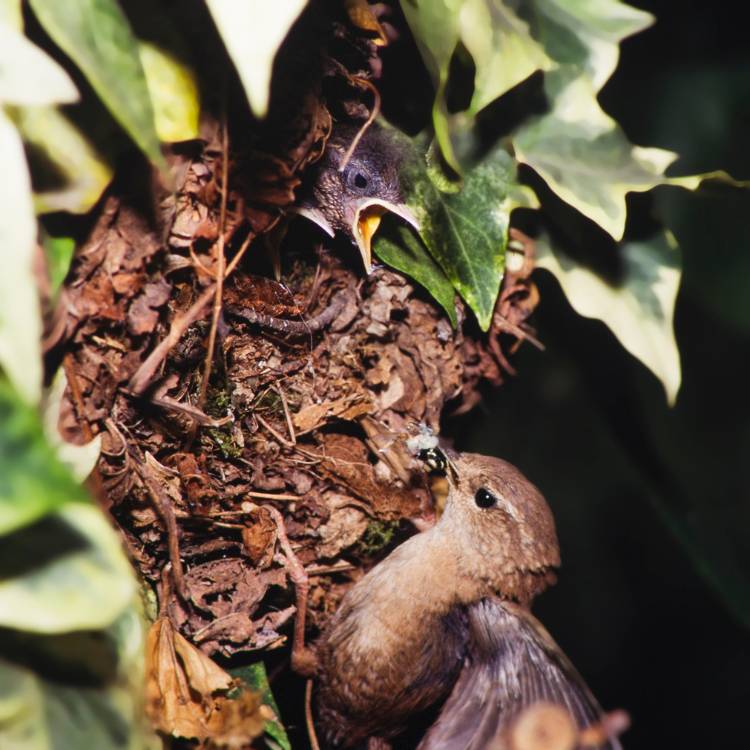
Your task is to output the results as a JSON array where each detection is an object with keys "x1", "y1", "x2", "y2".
[
  {"x1": 145, "y1": 617, "x2": 270, "y2": 746},
  {"x1": 315, "y1": 434, "x2": 423, "y2": 519},
  {"x1": 127, "y1": 278, "x2": 172, "y2": 335},
  {"x1": 318, "y1": 493, "x2": 369, "y2": 558},
  {"x1": 293, "y1": 394, "x2": 372, "y2": 432},
  {"x1": 241, "y1": 506, "x2": 278, "y2": 567},
  {"x1": 345, "y1": 0, "x2": 388, "y2": 45}
]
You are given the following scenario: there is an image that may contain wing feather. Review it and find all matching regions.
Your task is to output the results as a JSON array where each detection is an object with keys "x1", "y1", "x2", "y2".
[{"x1": 418, "y1": 598, "x2": 622, "y2": 750}]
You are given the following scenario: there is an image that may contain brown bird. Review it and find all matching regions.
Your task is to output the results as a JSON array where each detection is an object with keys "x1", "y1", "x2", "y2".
[
  {"x1": 295, "y1": 122, "x2": 419, "y2": 273},
  {"x1": 313, "y1": 449, "x2": 623, "y2": 749}
]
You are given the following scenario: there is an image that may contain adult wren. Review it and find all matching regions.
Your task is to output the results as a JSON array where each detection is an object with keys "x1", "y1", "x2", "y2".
[
  {"x1": 314, "y1": 450, "x2": 623, "y2": 749},
  {"x1": 295, "y1": 122, "x2": 419, "y2": 273}
]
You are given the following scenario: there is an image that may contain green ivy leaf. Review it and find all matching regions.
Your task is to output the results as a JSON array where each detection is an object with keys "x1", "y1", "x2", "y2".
[
  {"x1": 14, "y1": 106, "x2": 113, "y2": 214},
  {"x1": 206, "y1": 0, "x2": 307, "y2": 118},
  {"x1": 536, "y1": 230, "x2": 682, "y2": 404},
  {"x1": 0, "y1": 504, "x2": 137, "y2": 632},
  {"x1": 0, "y1": 0, "x2": 22, "y2": 28},
  {"x1": 405, "y1": 143, "x2": 517, "y2": 330},
  {"x1": 400, "y1": 0, "x2": 463, "y2": 171},
  {"x1": 28, "y1": 0, "x2": 165, "y2": 170},
  {"x1": 527, "y1": 0, "x2": 653, "y2": 91},
  {"x1": 0, "y1": 21, "x2": 78, "y2": 106},
  {"x1": 513, "y1": 72, "x2": 686, "y2": 239},
  {"x1": 43, "y1": 371, "x2": 102, "y2": 483},
  {"x1": 374, "y1": 222, "x2": 458, "y2": 326},
  {"x1": 138, "y1": 41, "x2": 199, "y2": 143},
  {"x1": 460, "y1": 0, "x2": 553, "y2": 115},
  {"x1": 0, "y1": 609, "x2": 155, "y2": 750},
  {"x1": 509, "y1": 1, "x2": 664, "y2": 239},
  {"x1": 231, "y1": 663, "x2": 291, "y2": 750},
  {"x1": 0, "y1": 112, "x2": 42, "y2": 406},
  {"x1": 0, "y1": 379, "x2": 85, "y2": 535},
  {"x1": 40, "y1": 232, "x2": 76, "y2": 297}
]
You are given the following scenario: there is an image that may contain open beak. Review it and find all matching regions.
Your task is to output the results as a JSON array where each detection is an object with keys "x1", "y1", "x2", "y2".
[
  {"x1": 350, "y1": 199, "x2": 420, "y2": 274},
  {"x1": 290, "y1": 206, "x2": 335, "y2": 238}
]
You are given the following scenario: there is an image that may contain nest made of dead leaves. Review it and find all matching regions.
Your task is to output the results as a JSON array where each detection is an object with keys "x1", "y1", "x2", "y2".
[{"x1": 43, "y1": 3, "x2": 540, "y2": 745}]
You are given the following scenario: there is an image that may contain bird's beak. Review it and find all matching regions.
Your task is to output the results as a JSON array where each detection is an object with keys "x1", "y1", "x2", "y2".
[
  {"x1": 289, "y1": 206, "x2": 335, "y2": 238},
  {"x1": 349, "y1": 199, "x2": 420, "y2": 274}
]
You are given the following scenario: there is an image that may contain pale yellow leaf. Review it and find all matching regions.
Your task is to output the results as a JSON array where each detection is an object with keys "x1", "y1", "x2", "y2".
[
  {"x1": 139, "y1": 42, "x2": 200, "y2": 142},
  {"x1": 0, "y1": 110, "x2": 41, "y2": 405},
  {"x1": 206, "y1": 0, "x2": 307, "y2": 117}
]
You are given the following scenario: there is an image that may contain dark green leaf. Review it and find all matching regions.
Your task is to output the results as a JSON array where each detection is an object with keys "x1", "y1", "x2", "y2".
[
  {"x1": 41, "y1": 233, "x2": 75, "y2": 296},
  {"x1": 0, "y1": 378, "x2": 85, "y2": 536},
  {"x1": 374, "y1": 222, "x2": 457, "y2": 326},
  {"x1": 231, "y1": 662, "x2": 291, "y2": 750},
  {"x1": 405, "y1": 143, "x2": 517, "y2": 330}
]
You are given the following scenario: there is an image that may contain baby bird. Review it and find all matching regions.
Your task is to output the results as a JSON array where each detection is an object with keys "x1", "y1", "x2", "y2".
[
  {"x1": 295, "y1": 122, "x2": 419, "y2": 273},
  {"x1": 314, "y1": 450, "x2": 622, "y2": 749}
]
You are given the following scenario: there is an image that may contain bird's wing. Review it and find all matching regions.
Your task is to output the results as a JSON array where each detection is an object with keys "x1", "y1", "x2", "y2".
[{"x1": 417, "y1": 598, "x2": 622, "y2": 750}]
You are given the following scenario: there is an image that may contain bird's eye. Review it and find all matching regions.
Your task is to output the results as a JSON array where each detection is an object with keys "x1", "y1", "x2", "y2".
[
  {"x1": 474, "y1": 488, "x2": 497, "y2": 509},
  {"x1": 345, "y1": 166, "x2": 370, "y2": 191}
]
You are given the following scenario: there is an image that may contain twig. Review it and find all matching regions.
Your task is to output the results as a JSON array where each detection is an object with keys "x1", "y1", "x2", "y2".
[
  {"x1": 189, "y1": 245, "x2": 217, "y2": 279},
  {"x1": 150, "y1": 394, "x2": 232, "y2": 426},
  {"x1": 493, "y1": 314, "x2": 545, "y2": 351},
  {"x1": 226, "y1": 289, "x2": 350, "y2": 337},
  {"x1": 338, "y1": 77, "x2": 382, "y2": 172},
  {"x1": 264, "y1": 506, "x2": 317, "y2": 677},
  {"x1": 305, "y1": 678, "x2": 321, "y2": 750},
  {"x1": 275, "y1": 385, "x2": 297, "y2": 446},
  {"x1": 256, "y1": 413, "x2": 296, "y2": 448},
  {"x1": 128, "y1": 284, "x2": 215, "y2": 395},
  {"x1": 128, "y1": 233, "x2": 252, "y2": 395},
  {"x1": 237, "y1": 491, "x2": 305, "y2": 502},
  {"x1": 197, "y1": 118, "x2": 230, "y2": 410},
  {"x1": 306, "y1": 561, "x2": 356, "y2": 576},
  {"x1": 134, "y1": 458, "x2": 188, "y2": 602}
]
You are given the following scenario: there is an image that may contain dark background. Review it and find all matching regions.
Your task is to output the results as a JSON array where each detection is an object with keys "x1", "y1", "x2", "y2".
[{"x1": 450, "y1": 2, "x2": 750, "y2": 746}]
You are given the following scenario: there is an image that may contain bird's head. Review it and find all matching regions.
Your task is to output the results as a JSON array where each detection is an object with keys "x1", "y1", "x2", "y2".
[
  {"x1": 295, "y1": 123, "x2": 419, "y2": 272},
  {"x1": 436, "y1": 451, "x2": 561, "y2": 602}
]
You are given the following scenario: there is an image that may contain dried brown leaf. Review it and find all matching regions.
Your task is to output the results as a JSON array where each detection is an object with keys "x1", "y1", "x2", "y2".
[
  {"x1": 241, "y1": 506, "x2": 278, "y2": 567},
  {"x1": 145, "y1": 618, "x2": 272, "y2": 746},
  {"x1": 293, "y1": 395, "x2": 372, "y2": 433}
]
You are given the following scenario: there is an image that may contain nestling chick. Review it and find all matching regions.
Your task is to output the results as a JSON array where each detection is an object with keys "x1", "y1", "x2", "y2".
[
  {"x1": 296, "y1": 123, "x2": 419, "y2": 272},
  {"x1": 315, "y1": 451, "x2": 622, "y2": 749}
]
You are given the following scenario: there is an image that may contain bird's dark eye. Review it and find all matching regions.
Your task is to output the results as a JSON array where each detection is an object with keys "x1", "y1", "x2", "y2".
[
  {"x1": 344, "y1": 165, "x2": 371, "y2": 191},
  {"x1": 474, "y1": 488, "x2": 497, "y2": 509}
]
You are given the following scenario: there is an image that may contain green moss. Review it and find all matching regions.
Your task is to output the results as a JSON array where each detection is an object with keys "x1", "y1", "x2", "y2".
[
  {"x1": 206, "y1": 427, "x2": 242, "y2": 459},
  {"x1": 357, "y1": 520, "x2": 400, "y2": 556},
  {"x1": 205, "y1": 384, "x2": 232, "y2": 418}
]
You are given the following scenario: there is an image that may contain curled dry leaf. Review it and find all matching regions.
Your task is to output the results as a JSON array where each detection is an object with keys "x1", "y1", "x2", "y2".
[
  {"x1": 317, "y1": 493, "x2": 370, "y2": 558},
  {"x1": 292, "y1": 394, "x2": 372, "y2": 433},
  {"x1": 241, "y1": 505, "x2": 278, "y2": 567},
  {"x1": 145, "y1": 617, "x2": 271, "y2": 746}
]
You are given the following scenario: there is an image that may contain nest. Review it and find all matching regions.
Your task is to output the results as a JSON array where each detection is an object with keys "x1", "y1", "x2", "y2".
[{"x1": 43, "y1": 3, "x2": 540, "y2": 742}]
